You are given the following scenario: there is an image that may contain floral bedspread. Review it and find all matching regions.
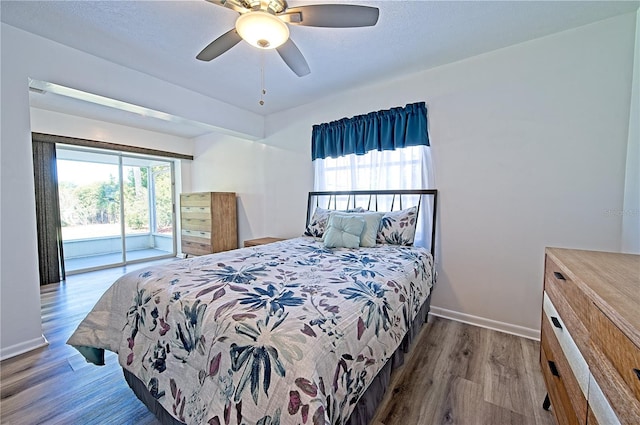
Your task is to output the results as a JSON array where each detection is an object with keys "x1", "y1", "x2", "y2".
[{"x1": 68, "y1": 237, "x2": 433, "y2": 425}]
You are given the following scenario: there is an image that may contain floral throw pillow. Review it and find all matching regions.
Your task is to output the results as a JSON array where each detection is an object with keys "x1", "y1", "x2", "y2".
[
  {"x1": 377, "y1": 206, "x2": 418, "y2": 246},
  {"x1": 304, "y1": 207, "x2": 332, "y2": 238}
]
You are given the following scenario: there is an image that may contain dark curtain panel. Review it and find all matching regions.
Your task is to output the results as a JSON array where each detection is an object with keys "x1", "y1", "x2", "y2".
[
  {"x1": 32, "y1": 140, "x2": 65, "y2": 285},
  {"x1": 311, "y1": 102, "x2": 429, "y2": 160}
]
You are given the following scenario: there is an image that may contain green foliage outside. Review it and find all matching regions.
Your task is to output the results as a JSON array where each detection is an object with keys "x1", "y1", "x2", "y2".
[
  {"x1": 152, "y1": 166, "x2": 173, "y2": 233},
  {"x1": 59, "y1": 164, "x2": 173, "y2": 235}
]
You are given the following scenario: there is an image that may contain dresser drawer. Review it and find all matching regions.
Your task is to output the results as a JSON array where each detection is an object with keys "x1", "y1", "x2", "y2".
[
  {"x1": 544, "y1": 289, "x2": 589, "y2": 357},
  {"x1": 182, "y1": 218, "x2": 212, "y2": 232},
  {"x1": 545, "y1": 255, "x2": 591, "y2": 325},
  {"x1": 541, "y1": 316, "x2": 587, "y2": 423},
  {"x1": 181, "y1": 192, "x2": 212, "y2": 207},
  {"x1": 543, "y1": 292, "x2": 590, "y2": 397},
  {"x1": 181, "y1": 206, "x2": 211, "y2": 220},
  {"x1": 182, "y1": 229, "x2": 212, "y2": 240},
  {"x1": 181, "y1": 240, "x2": 213, "y2": 256},
  {"x1": 541, "y1": 338, "x2": 582, "y2": 425}
]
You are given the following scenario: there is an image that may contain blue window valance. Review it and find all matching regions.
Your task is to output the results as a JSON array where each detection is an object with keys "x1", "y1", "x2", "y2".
[{"x1": 311, "y1": 102, "x2": 429, "y2": 160}]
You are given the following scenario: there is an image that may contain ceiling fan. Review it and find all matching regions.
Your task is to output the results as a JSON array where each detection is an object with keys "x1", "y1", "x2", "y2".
[{"x1": 197, "y1": 0, "x2": 379, "y2": 77}]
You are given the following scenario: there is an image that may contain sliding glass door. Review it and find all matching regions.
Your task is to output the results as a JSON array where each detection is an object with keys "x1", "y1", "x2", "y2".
[{"x1": 57, "y1": 146, "x2": 176, "y2": 274}]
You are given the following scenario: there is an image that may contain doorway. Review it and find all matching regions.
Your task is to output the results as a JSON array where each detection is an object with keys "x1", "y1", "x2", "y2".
[{"x1": 56, "y1": 145, "x2": 176, "y2": 273}]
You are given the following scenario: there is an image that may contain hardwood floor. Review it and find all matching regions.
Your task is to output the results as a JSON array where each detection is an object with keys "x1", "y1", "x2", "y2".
[
  {"x1": 1, "y1": 262, "x2": 166, "y2": 425},
  {"x1": 1, "y1": 263, "x2": 555, "y2": 425},
  {"x1": 371, "y1": 318, "x2": 555, "y2": 425}
]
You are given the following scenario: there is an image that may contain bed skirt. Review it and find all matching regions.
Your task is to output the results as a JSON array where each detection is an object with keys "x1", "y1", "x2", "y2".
[{"x1": 123, "y1": 294, "x2": 432, "y2": 425}]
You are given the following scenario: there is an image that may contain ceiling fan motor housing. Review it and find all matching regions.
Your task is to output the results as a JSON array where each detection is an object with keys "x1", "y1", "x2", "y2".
[{"x1": 199, "y1": 0, "x2": 380, "y2": 77}]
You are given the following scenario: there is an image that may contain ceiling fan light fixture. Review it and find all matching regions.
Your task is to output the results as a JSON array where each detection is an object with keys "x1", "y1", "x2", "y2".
[{"x1": 235, "y1": 11, "x2": 289, "y2": 49}]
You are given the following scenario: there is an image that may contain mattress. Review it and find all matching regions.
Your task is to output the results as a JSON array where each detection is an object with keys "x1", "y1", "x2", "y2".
[{"x1": 68, "y1": 237, "x2": 434, "y2": 425}]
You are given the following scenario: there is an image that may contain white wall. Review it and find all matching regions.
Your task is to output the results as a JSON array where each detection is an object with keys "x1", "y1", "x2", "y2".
[
  {"x1": 30, "y1": 108, "x2": 195, "y2": 156},
  {"x1": 191, "y1": 134, "x2": 267, "y2": 246},
  {"x1": 253, "y1": 13, "x2": 636, "y2": 338},
  {"x1": 29, "y1": 108, "x2": 195, "y2": 195},
  {"x1": 622, "y1": 8, "x2": 640, "y2": 254},
  {"x1": 0, "y1": 23, "x2": 261, "y2": 359},
  {"x1": 190, "y1": 132, "x2": 312, "y2": 245}
]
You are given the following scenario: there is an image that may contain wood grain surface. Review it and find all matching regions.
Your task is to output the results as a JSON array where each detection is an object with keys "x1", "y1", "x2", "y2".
[{"x1": 372, "y1": 318, "x2": 555, "y2": 425}]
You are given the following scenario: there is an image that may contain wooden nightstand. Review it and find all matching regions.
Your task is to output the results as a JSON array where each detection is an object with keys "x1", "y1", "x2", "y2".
[{"x1": 243, "y1": 237, "x2": 286, "y2": 247}]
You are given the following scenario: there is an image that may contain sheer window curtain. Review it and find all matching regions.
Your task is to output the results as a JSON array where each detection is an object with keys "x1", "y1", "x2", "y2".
[{"x1": 313, "y1": 145, "x2": 434, "y2": 248}]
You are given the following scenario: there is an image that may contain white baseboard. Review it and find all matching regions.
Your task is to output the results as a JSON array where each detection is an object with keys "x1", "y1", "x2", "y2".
[
  {"x1": 0, "y1": 335, "x2": 49, "y2": 361},
  {"x1": 429, "y1": 306, "x2": 540, "y2": 341}
]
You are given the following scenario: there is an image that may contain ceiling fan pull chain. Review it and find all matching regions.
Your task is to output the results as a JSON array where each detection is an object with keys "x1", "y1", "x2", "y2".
[{"x1": 260, "y1": 52, "x2": 266, "y2": 106}]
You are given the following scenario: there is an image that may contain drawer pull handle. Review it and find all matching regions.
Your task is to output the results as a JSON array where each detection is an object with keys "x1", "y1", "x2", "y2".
[
  {"x1": 553, "y1": 271, "x2": 566, "y2": 281},
  {"x1": 634, "y1": 368, "x2": 640, "y2": 381},
  {"x1": 551, "y1": 317, "x2": 563, "y2": 330},
  {"x1": 548, "y1": 361, "x2": 560, "y2": 377}
]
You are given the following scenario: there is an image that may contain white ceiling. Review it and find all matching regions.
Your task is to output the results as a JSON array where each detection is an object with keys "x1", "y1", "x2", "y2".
[{"x1": 2, "y1": 0, "x2": 639, "y2": 137}]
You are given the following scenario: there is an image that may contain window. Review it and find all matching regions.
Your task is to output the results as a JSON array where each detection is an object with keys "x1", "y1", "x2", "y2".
[
  {"x1": 56, "y1": 146, "x2": 176, "y2": 273},
  {"x1": 314, "y1": 145, "x2": 428, "y2": 191},
  {"x1": 313, "y1": 145, "x2": 433, "y2": 247},
  {"x1": 311, "y1": 102, "x2": 432, "y2": 247}
]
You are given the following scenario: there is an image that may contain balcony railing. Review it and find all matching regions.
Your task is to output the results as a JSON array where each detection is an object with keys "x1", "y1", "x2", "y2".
[{"x1": 63, "y1": 232, "x2": 174, "y2": 273}]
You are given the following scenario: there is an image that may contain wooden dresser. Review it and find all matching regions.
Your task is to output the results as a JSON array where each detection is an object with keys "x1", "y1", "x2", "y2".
[
  {"x1": 540, "y1": 248, "x2": 640, "y2": 425},
  {"x1": 180, "y1": 192, "x2": 237, "y2": 256}
]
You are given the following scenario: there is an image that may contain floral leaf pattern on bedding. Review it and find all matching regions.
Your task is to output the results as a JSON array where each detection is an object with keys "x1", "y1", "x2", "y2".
[
  {"x1": 238, "y1": 284, "x2": 305, "y2": 315},
  {"x1": 339, "y1": 280, "x2": 392, "y2": 337},
  {"x1": 203, "y1": 264, "x2": 268, "y2": 284},
  {"x1": 377, "y1": 206, "x2": 418, "y2": 246},
  {"x1": 68, "y1": 237, "x2": 433, "y2": 425},
  {"x1": 173, "y1": 300, "x2": 207, "y2": 361},
  {"x1": 303, "y1": 207, "x2": 332, "y2": 238}
]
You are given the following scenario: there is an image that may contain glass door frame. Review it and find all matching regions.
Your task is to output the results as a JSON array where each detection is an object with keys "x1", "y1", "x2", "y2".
[{"x1": 57, "y1": 144, "x2": 177, "y2": 275}]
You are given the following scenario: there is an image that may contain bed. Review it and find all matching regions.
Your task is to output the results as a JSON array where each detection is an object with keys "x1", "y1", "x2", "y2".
[{"x1": 68, "y1": 189, "x2": 438, "y2": 425}]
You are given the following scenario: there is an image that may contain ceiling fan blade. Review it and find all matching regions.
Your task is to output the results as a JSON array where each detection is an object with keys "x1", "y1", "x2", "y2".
[
  {"x1": 284, "y1": 4, "x2": 379, "y2": 28},
  {"x1": 276, "y1": 39, "x2": 310, "y2": 77},
  {"x1": 196, "y1": 29, "x2": 242, "y2": 61}
]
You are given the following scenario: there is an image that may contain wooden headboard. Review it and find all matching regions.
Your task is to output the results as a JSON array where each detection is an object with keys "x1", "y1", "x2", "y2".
[{"x1": 306, "y1": 189, "x2": 438, "y2": 259}]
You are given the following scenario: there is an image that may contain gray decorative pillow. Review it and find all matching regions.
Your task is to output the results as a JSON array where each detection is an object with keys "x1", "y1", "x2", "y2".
[
  {"x1": 331, "y1": 211, "x2": 384, "y2": 247},
  {"x1": 323, "y1": 213, "x2": 365, "y2": 249},
  {"x1": 377, "y1": 206, "x2": 418, "y2": 246}
]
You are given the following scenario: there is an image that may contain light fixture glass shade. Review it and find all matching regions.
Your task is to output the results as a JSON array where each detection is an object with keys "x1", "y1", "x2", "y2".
[{"x1": 235, "y1": 11, "x2": 289, "y2": 49}]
